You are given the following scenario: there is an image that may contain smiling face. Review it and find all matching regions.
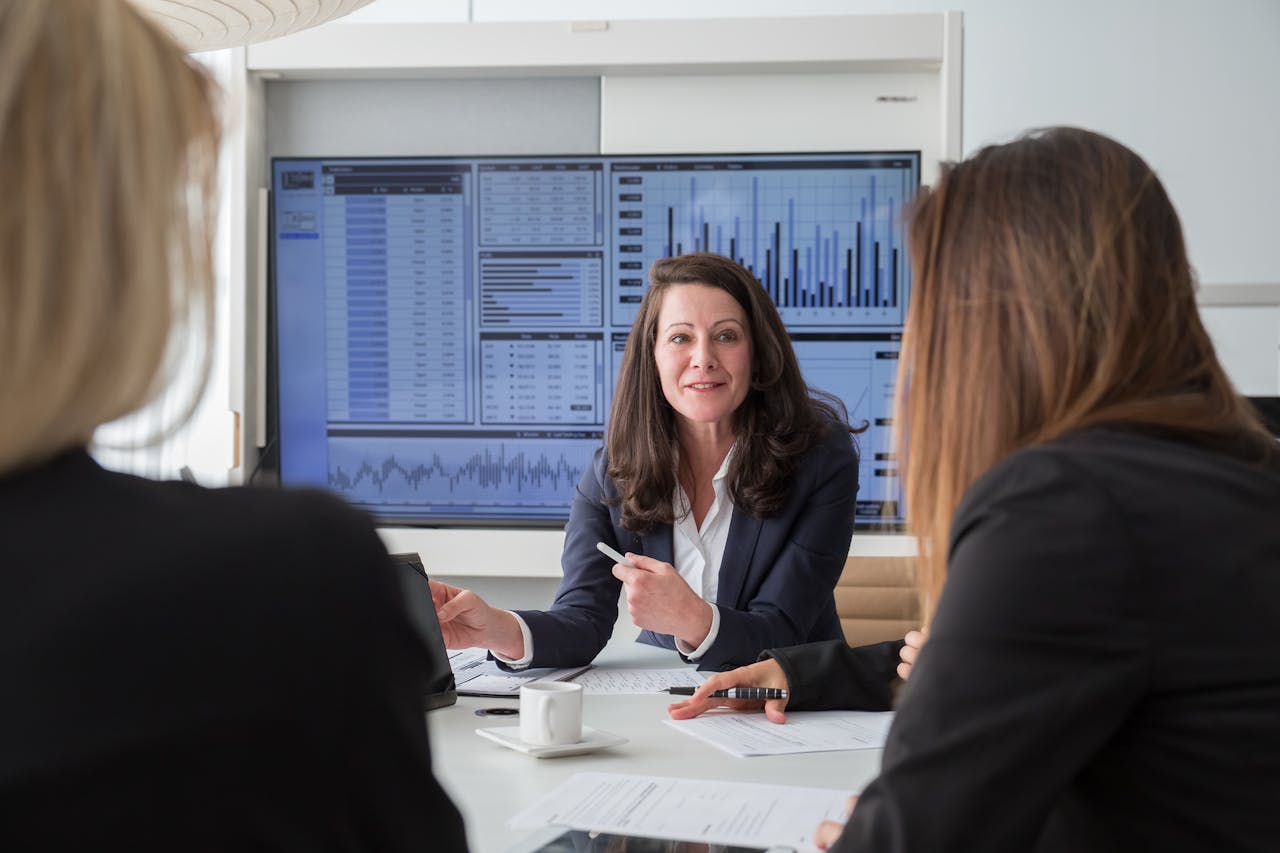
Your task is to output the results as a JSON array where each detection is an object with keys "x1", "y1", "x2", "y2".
[{"x1": 654, "y1": 283, "x2": 753, "y2": 437}]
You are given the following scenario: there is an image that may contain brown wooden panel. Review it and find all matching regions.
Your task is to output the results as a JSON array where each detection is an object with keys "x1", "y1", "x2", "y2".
[{"x1": 836, "y1": 556, "x2": 920, "y2": 645}]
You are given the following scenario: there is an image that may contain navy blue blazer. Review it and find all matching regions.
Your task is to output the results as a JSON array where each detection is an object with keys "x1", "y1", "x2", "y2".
[{"x1": 515, "y1": 423, "x2": 858, "y2": 671}]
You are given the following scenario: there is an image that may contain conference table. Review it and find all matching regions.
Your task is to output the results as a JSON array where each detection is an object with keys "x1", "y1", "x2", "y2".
[{"x1": 426, "y1": 640, "x2": 885, "y2": 853}]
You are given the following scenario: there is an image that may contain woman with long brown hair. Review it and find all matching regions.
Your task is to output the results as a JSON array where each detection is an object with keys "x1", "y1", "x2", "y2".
[
  {"x1": 672, "y1": 127, "x2": 1280, "y2": 850},
  {"x1": 431, "y1": 253, "x2": 892, "y2": 680}
]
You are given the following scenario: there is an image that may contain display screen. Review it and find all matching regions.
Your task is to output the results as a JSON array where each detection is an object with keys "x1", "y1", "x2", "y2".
[{"x1": 270, "y1": 152, "x2": 919, "y2": 527}]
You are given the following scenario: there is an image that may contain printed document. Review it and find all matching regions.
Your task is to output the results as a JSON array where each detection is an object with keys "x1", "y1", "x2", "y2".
[
  {"x1": 664, "y1": 710, "x2": 894, "y2": 757},
  {"x1": 568, "y1": 668, "x2": 706, "y2": 694},
  {"x1": 448, "y1": 648, "x2": 589, "y2": 697},
  {"x1": 508, "y1": 772, "x2": 853, "y2": 853}
]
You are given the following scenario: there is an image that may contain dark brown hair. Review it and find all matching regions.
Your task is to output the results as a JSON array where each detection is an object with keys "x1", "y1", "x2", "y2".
[
  {"x1": 606, "y1": 253, "x2": 859, "y2": 532},
  {"x1": 900, "y1": 127, "x2": 1275, "y2": 617}
]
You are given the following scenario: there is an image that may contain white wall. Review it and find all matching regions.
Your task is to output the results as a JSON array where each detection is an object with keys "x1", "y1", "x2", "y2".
[
  {"x1": 348, "y1": 0, "x2": 1280, "y2": 290},
  {"x1": 336, "y1": 0, "x2": 1280, "y2": 399}
]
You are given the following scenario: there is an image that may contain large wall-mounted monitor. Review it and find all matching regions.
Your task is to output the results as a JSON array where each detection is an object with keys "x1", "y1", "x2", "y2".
[{"x1": 270, "y1": 151, "x2": 919, "y2": 528}]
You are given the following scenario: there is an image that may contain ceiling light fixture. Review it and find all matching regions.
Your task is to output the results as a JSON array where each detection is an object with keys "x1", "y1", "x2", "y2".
[{"x1": 130, "y1": 0, "x2": 376, "y2": 52}]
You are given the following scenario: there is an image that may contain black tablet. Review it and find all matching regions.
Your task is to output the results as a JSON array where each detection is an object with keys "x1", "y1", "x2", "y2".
[{"x1": 390, "y1": 552, "x2": 458, "y2": 710}]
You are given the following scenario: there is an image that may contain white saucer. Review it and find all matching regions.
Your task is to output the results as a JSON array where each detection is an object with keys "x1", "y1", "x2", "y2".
[{"x1": 475, "y1": 725, "x2": 628, "y2": 758}]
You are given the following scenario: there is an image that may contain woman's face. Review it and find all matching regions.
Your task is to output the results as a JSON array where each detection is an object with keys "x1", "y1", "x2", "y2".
[{"x1": 653, "y1": 283, "x2": 752, "y2": 433}]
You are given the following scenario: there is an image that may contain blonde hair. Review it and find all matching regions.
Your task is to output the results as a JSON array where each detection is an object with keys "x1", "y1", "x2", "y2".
[
  {"x1": 900, "y1": 127, "x2": 1274, "y2": 619},
  {"x1": 0, "y1": 0, "x2": 220, "y2": 475}
]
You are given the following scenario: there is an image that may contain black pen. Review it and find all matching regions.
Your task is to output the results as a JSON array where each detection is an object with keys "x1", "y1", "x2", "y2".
[{"x1": 664, "y1": 686, "x2": 788, "y2": 700}]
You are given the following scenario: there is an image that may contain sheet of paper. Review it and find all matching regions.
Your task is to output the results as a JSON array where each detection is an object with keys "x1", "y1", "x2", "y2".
[
  {"x1": 508, "y1": 772, "x2": 853, "y2": 853},
  {"x1": 664, "y1": 710, "x2": 894, "y2": 757},
  {"x1": 448, "y1": 648, "x2": 589, "y2": 697},
  {"x1": 568, "y1": 668, "x2": 706, "y2": 694}
]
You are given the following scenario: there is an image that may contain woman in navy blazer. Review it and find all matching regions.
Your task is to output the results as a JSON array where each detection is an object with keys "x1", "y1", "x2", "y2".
[{"x1": 433, "y1": 254, "x2": 895, "y2": 679}]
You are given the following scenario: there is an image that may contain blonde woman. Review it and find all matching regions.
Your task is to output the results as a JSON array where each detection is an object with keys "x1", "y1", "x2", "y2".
[
  {"x1": 0, "y1": 1, "x2": 464, "y2": 848},
  {"x1": 672, "y1": 127, "x2": 1280, "y2": 851}
]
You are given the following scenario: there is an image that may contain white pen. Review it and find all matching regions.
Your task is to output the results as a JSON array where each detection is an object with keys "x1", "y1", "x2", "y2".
[{"x1": 596, "y1": 541, "x2": 636, "y2": 568}]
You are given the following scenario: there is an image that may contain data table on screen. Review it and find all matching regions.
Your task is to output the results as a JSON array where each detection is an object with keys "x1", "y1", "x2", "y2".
[
  {"x1": 481, "y1": 333, "x2": 605, "y2": 425},
  {"x1": 322, "y1": 170, "x2": 471, "y2": 424},
  {"x1": 478, "y1": 163, "x2": 604, "y2": 246},
  {"x1": 479, "y1": 251, "x2": 604, "y2": 328}
]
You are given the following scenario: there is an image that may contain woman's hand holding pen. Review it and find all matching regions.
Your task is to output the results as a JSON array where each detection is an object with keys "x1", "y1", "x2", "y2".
[
  {"x1": 610, "y1": 553, "x2": 713, "y2": 650},
  {"x1": 428, "y1": 579, "x2": 525, "y2": 660},
  {"x1": 667, "y1": 658, "x2": 792, "y2": 724}
]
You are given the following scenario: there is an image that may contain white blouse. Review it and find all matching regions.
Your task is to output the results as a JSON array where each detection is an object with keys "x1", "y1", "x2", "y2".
[{"x1": 499, "y1": 447, "x2": 735, "y2": 667}]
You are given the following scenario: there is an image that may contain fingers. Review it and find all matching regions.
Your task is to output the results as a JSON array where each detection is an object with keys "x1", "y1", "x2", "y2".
[
  {"x1": 610, "y1": 553, "x2": 654, "y2": 584},
  {"x1": 666, "y1": 671, "x2": 742, "y2": 719},
  {"x1": 691, "y1": 671, "x2": 734, "y2": 699},
  {"x1": 814, "y1": 820, "x2": 844, "y2": 850},
  {"x1": 813, "y1": 798, "x2": 857, "y2": 850},
  {"x1": 427, "y1": 578, "x2": 455, "y2": 608},
  {"x1": 667, "y1": 696, "x2": 761, "y2": 719},
  {"x1": 667, "y1": 699, "x2": 711, "y2": 719},
  {"x1": 898, "y1": 629, "x2": 927, "y2": 681},
  {"x1": 626, "y1": 553, "x2": 670, "y2": 573},
  {"x1": 899, "y1": 640, "x2": 919, "y2": 666},
  {"x1": 437, "y1": 587, "x2": 486, "y2": 624},
  {"x1": 667, "y1": 660, "x2": 790, "y2": 721},
  {"x1": 610, "y1": 562, "x2": 642, "y2": 584}
]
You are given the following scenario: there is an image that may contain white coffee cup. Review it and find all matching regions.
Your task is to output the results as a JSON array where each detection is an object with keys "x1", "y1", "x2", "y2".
[{"x1": 519, "y1": 681, "x2": 583, "y2": 746}]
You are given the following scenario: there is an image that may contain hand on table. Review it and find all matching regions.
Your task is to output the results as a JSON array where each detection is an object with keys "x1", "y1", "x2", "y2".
[
  {"x1": 428, "y1": 578, "x2": 525, "y2": 660},
  {"x1": 897, "y1": 628, "x2": 928, "y2": 681},
  {"x1": 609, "y1": 552, "x2": 713, "y2": 650},
  {"x1": 815, "y1": 796, "x2": 858, "y2": 850},
  {"x1": 666, "y1": 658, "x2": 791, "y2": 724}
]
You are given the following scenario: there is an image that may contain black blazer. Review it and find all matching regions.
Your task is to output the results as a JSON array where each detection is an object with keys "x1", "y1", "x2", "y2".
[
  {"x1": 782, "y1": 427, "x2": 1280, "y2": 852},
  {"x1": 516, "y1": 421, "x2": 858, "y2": 671},
  {"x1": 0, "y1": 451, "x2": 467, "y2": 852}
]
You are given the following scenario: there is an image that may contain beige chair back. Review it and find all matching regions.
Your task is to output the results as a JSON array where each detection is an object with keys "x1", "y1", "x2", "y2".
[{"x1": 836, "y1": 556, "x2": 920, "y2": 646}]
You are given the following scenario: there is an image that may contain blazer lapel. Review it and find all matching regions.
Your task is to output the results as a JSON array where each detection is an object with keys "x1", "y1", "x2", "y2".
[
  {"x1": 636, "y1": 524, "x2": 674, "y2": 567},
  {"x1": 717, "y1": 508, "x2": 762, "y2": 608}
]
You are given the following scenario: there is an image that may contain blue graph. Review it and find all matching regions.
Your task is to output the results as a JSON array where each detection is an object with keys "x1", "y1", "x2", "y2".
[
  {"x1": 327, "y1": 434, "x2": 599, "y2": 519},
  {"x1": 609, "y1": 159, "x2": 913, "y2": 328}
]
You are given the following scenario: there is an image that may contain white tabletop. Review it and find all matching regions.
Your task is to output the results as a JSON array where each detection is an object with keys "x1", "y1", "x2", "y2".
[{"x1": 426, "y1": 640, "x2": 885, "y2": 853}]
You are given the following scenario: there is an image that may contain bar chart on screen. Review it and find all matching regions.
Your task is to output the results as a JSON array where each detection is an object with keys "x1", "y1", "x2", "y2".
[{"x1": 609, "y1": 156, "x2": 915, "y2": 328}]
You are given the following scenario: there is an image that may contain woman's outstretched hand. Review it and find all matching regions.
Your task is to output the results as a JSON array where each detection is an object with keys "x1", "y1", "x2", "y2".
[
  {"x1": 428, "y1": 579, "x2": 525, "y2": 660},
  {"x1": 667, "y1": 658, "x2": 791, "y2": 724}
]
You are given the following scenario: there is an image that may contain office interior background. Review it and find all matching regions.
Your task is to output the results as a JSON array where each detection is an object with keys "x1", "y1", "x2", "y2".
[{"x1": 97, "y1": 0, "x2": 1280, "y2": 610}]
